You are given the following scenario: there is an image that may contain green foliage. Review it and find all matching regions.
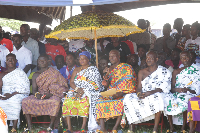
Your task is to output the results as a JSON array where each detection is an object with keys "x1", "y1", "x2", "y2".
[{"x1": 0, "y1": 18, "x2": 26, "y2": 31}]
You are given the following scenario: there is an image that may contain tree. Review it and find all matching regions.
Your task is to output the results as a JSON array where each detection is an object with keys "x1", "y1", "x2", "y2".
[{"x1": 0, "y1": 18, "x2": 26, "y2": 32}]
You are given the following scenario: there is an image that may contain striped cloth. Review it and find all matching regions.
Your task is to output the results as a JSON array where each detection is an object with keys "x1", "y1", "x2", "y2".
[{"x1": 22, "y1": 67, "x2": 68, "y2": 116}]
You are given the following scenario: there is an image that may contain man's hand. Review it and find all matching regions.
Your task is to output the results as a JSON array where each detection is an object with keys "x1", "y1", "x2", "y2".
[
  {"x1": 103, "y1": 67, "x2": 109, "y2": 74},
  {"x1": 138, "y1": 92, "x2": 152, "y2": 99},
  {"x1": 76, "y1": 88, "x2": 84, "y2": 94},
  {"x1": 44, "y1": 91, "x2": 53, "y2": 99},
  {"x1": 113, "y1": 92, "x2": 124, "y2": 99},
  {"x1": 1, "y1": 93, "x2": 13, "y2": 100},
  {"x1": 176, "y1": 88, "x2": 188, "y2": 93}
]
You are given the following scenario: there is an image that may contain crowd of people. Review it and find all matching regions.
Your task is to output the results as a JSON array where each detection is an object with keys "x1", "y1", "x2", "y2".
[{"x1": 0, "y1": 18, "x2": 200, "y2": 133}]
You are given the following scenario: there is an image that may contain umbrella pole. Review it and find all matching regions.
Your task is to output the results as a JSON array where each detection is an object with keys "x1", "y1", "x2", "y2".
[{"x1": 94, "y1": 28, "x2": 98, "y2": 68}]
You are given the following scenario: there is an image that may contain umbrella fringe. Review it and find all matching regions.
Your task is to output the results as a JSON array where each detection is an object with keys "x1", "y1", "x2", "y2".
[{"x1": 45, "y1": 25, "x2": 145, "y2": 40}]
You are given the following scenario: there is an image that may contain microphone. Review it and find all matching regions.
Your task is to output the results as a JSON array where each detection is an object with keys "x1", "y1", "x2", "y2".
[{"x1": 103, "y1": 63, "x2": 111, "y2": 76}]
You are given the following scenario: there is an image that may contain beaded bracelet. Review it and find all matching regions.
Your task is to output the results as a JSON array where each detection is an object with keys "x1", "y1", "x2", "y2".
[
  {"x1": 35, "y1": 92, "x2": 40, "y2": 98},
  {"x1": 75, "y1": 87, "x2": 79, "y2": 92},
  {"x1": 137, "y1": 92, "x2": 141, "y2": 97}
]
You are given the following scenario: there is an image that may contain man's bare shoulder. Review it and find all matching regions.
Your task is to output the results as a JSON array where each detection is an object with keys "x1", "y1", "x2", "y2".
[
  {"x1": 32, "y1": 72, "x2": 41, "y2": 79},
  {"x1": 139, "y1": 67, "x2": 148, "y2": 73},
  {"x1": 173, "y1": 68, "x2": 183, "y2": 76},
  {"x1": 0, "y1": 72, "x2": 8, "y2": 79}
]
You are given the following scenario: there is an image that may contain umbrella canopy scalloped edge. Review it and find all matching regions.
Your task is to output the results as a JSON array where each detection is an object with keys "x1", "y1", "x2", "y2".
[{"x1": 45, "y1": 25, "x2": 145, "y2": 40}]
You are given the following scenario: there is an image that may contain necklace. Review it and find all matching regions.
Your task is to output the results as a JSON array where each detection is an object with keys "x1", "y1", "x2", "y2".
[{"x1": 77, "y1": 65, "x2": 89, "y2": 81}]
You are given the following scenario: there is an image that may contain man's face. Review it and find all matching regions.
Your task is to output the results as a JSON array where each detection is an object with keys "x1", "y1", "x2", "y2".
[
  {"x1": 85, "y1": 40, "x2": 94, "y2": 48},
  {"x1": 138, "y1": 48, "x2": 146, "y2": 58},
  {"x1": 191, "y1": 26, "x2": 199, "y2": 37},
  {"x1": 111, "y1": 37, "x2": 118, "y2": 43},
  {"x1": 109, "y1": 51, "x2": 119, "y2": 64},
  {"x1": 66, "y1": 55, "x2": 75, "y2": 67},
  {"x1": 127, "y1": 55, "x2": 138, "y2": 66},
  {"x1": 20, "y1": 26, "x2": 28, "y2": 37},
  {"x1": 12, "y1": 37, "x2": 22, "y2": 49},
  {"x1": 182, "y1": 27, "x2": 190, "y2": 37},
  {"x1": 56, "y1": 58, "x2": 64, "y2": 70},
  {"x1": 99, "y1": 59, "x2": 108, "y2": 71},
  {"x1": 38, "y1": 57, "x2": 49, "y2": 68},
  {"x1": 171, "y1": 51, "x2": 180, "y2": 61},
  {"x1": 30, "y1": 30, "x2": 39, "y2": 41},
  {"x1": 6, "y1": 55, "x2": 17, "y2": 68},
  {"x1": 146, "y1": 52, "x2": 157, "y2": 67},
  {"x1": 180, "y1": 52, "x2": 191, "y2": 67}
]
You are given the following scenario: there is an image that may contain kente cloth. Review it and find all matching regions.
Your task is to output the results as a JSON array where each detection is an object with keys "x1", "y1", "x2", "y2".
[
  {"x1": 62, "y1": 96, "x2": 89, "y2": 117},
  {"x1": 96, "y1": 63, "x2": 137, "y2": 121},
  {"x1": 124, "y1": 65, "x2": 171, "y2": 124},
  {"x1": 0, "y1": 68, "x2": 30, "y2": 120},
  {"x1": 62, "y1": 66, "x2": 104, "y2": 131},
  {"x1": 187, "y1": 95, "x2": 200, "y2": 132},
  {"x1": 0, "y1": 107, "x2": 8, "y2": 133},
  {"x1": 22, "y1": 67, "x2": 68, "y2": 116},
  {"x1": 164, "y1": 64, "x2": 200, "y2": 125}
]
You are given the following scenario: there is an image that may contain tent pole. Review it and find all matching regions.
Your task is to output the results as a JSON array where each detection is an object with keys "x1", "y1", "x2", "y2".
[{"x1": 94, "y1": 29, "x2": 98, "y2": 68}]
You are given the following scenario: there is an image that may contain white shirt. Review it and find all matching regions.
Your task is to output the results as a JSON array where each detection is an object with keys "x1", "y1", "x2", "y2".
[
  {"x1": 69, "y1": 39, "x2": 84, "y2": 52},
  {"x1": 0, "y1": 45, "x2": 9, "y2": 67},
  {"x1": 12, "y1": 45, "x2": 32, "y2": 76},
  {"x1": 21, "y1": 37, "x2": 39, "y2": 67},
  {"x1": 185, "y1": 37, "x2": 200, "y2": 57}
]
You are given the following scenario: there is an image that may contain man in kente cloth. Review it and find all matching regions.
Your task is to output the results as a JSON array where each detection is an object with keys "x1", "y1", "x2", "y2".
[
  {"x1": 123, "y1": 51, "x2": 172, "y2": 133},
  {"x1": 96, "y1": 49, "x2": 137, "y2": 133},
  {"x1": 22, "y1": 54, "x2": 68, "y2": 133},
  {"x1": 0, "y1": 53, "x2": 30, "y2": 133},
  {"x1": 164, "y1": 51, "x2": 200, "y2": 133}
]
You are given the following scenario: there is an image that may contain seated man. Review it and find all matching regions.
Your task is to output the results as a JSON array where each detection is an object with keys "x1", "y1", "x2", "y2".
[
  {"x1": 53, "y1": 55, "x2": 67, "y2": 79},
  {"x1": 99, "y1": 55, "x2": 109, "y2": 78},
  {"x1": 22, "y1": 54, "x2": 68, "y2": 132},
  {"x1": 165, "y1": 48, "x2": 182, "y2": 69},
  {"x1": 0, "y1": 53, "x2": 30, "y2": 133},
  {"x1": 96, "y1": 50, "x2": 137, "y2": 133},
  {"x1": 123, "y1": 51, "x2": 171, "y2": 133},
  {"x1": 164, "y1": 51, "x2": 200, "y2": 132},
  {"x1": 137, "y1": 44, "x2": 147, "y2": 69},
  {"x1": 65, "y1": 52, "x2": 77, "y2": 85}
]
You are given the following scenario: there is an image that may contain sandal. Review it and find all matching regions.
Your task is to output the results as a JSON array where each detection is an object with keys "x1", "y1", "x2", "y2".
[
  {"x1": 181, "y1": 130, "x2": 187, "y2": 133},
  {"x1": 153, "y1": 131, "x2": 157, "y2": 133},
  {"x1": 63, "y1": 129, "x2": 72, "y2": 133},
  {"x1": 166, "y1": 130, "x2": 173, "y2": 133},
  {"x1": 96, "y1": 129, "x2": 104, "y2": 133},
  {"x1": 127, "y1": 130, "x2": 134, "y2": 133},
  {"x1": 112, "y1": 130, "x2": 117, "y2": 133},
  {"x1": 46, "y1": 127, "x2": 52, "y2": 133},
  {"x1": 23, "y1": 128, "x2": 29, "y2": 133},
  {"x1": 81, "y1": 129, "x2": 85, "y2": 132},
  {"x1": 11, "y1": 128, "x2": 17, "y2": 133}
]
